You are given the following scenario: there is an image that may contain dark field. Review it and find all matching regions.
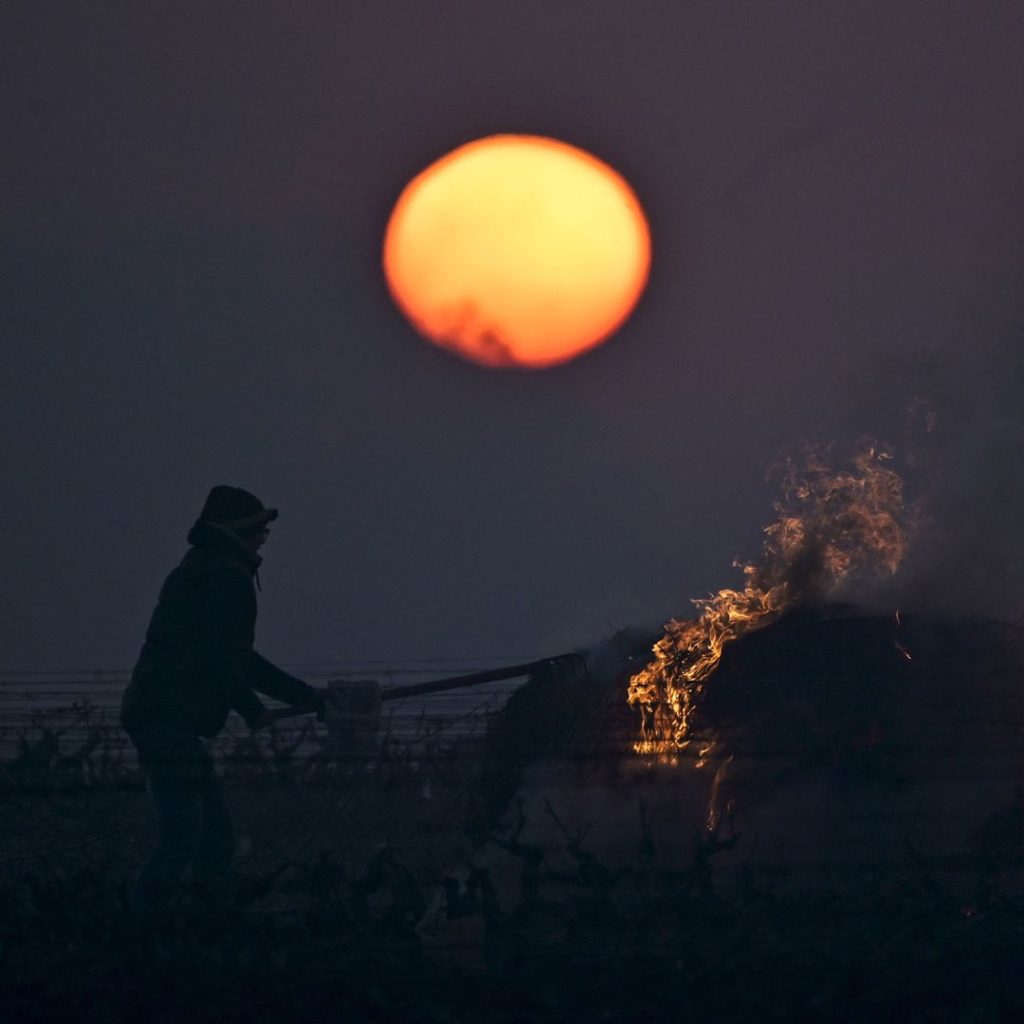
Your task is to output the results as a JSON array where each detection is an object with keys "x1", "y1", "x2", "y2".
[{"x1": 4, "y1": 699, "x2": 1024, "y2": 1024}]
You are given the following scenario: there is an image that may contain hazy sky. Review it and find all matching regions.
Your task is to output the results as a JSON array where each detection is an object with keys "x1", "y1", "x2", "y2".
[{"x1": 3, "y1": 2, "x2": 1023, "y2": 672}]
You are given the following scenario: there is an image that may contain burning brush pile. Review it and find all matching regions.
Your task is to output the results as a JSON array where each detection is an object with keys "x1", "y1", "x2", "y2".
[{"x1": 479, "y1": 444, "x2": 1023, "y2": 866}]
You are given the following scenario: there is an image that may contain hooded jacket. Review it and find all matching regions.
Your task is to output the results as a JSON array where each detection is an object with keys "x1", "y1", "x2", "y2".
[{"x1": 121, "y1": 519, "x2": 315, "y2": 737}]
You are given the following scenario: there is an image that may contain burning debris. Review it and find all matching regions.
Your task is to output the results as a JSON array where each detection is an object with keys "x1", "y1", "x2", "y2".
[
  {"x1": 628, "y1": 444, "x2": 909, "y2": 759},
  {"x1": 470, "y1": 442, "x2": 1022, "y2": 873},
  {"x1": 472, "y1": 604, "x2": 1022, "y2": 879}
]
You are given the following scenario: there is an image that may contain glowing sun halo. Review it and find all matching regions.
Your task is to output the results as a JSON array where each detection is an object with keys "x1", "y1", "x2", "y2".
[{"x1": 383, "y1": 135, "x2": 651, "y2": 369}]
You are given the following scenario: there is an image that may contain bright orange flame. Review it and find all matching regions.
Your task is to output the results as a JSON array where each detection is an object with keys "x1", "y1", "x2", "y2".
[
  {"x1": 627, "y1": 446, "x2": 908, "y2": 760},
  {"x1": 383, "y1": 135, "x2": 651, "y2": 369}
]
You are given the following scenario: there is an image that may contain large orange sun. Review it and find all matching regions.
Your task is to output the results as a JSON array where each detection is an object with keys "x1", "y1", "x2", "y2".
[{"x1": 383, "y1": 135, "x2": 651, "y2": 369}]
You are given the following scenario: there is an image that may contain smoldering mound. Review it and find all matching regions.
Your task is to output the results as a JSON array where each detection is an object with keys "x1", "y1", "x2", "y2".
[{"x1": 469, "y1": 607, "x2": 1024, "y2": 881}]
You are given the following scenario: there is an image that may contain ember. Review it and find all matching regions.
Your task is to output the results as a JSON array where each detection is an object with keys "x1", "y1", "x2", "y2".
[{"x1": 628, "y1": 445, "x2": 908, "y2": 759}]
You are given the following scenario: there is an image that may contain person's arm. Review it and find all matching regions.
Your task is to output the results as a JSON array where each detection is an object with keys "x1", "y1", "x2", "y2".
[
  {"x1": 249, "y1": 652, "x2": 320, "y2": 708},
  {"x1": 200, "y1": 566, "x2": 267, "y2": 727}
]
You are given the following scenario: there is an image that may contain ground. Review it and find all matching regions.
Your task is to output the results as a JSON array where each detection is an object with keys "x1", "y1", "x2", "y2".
[{"x1": 4, "y1": 721, "x2": 1024, "y2": 1022}]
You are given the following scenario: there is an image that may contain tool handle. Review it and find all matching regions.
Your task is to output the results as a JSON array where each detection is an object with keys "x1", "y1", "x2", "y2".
[
  {"x1": 379, "y1": 653, "x2": 585, "y2": 701},
  {"x1": 261, "y1": 653, "x2": 584, "y2": 721}
]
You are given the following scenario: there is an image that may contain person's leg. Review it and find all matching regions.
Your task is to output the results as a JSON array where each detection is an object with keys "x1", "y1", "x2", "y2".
[
  {"x1": 129, "y1": 728, "x2": 206, "y2": 906},
  {"x1": 192, "y1": 750, "x2": 235, "y2": 896}
]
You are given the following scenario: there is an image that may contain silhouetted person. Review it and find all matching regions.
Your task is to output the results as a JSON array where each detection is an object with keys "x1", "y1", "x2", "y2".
[{"x1": 121, "y1": 485, "x2": 323, "y2": 906}]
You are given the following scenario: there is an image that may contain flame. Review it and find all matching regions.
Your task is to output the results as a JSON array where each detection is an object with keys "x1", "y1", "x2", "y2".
[
  {"x1": 627, "y1": 445, "x2": 908, "y2": 760},
  {"x1": 893, "y1": 609, "x2": 913, "y2": 661}
]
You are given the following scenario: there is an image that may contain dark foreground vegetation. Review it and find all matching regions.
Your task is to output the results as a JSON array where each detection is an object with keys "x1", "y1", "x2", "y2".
[{"x1": 3, "y1": 707, "x2": 1024, "y2": 1023}]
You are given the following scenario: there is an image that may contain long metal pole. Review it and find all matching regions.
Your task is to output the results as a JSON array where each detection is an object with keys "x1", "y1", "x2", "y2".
[
  {"x1": 266, "y1": 652, "x2": 584, "y2": 722},
  {"x1": 379, "y1": 654, "x2": 583, "y2": 700}
]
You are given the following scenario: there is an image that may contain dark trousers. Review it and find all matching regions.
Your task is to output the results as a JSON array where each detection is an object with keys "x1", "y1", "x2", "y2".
[{"x1": 127, "y1": 727, "x2": 234, "y2": 904}]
